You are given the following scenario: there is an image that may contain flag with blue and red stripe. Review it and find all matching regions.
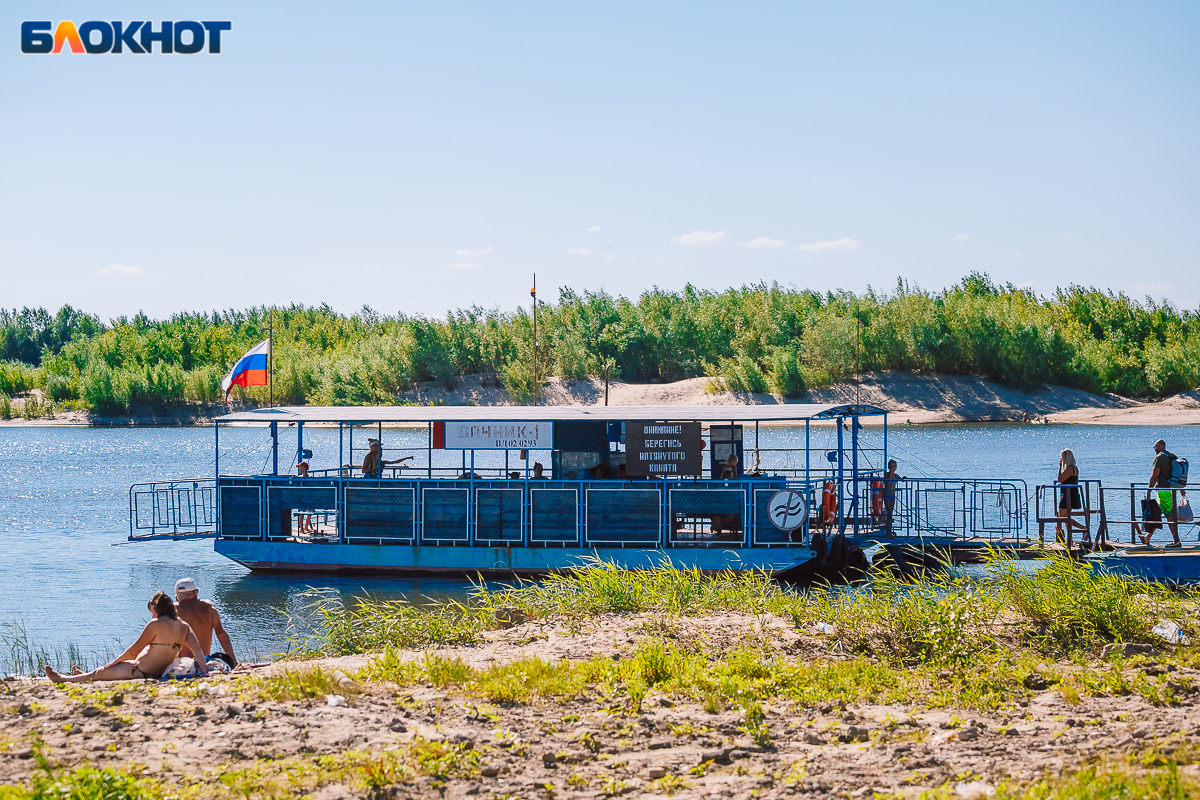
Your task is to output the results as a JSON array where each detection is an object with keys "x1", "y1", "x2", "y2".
[{"x1": 221, "y1": 339, "x2": 270, "y2": 401}]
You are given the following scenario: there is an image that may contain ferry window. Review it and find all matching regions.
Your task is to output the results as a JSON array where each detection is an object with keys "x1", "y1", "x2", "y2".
[{"x1": 561, "y1": 451, "x2": 601, "y2": 470}]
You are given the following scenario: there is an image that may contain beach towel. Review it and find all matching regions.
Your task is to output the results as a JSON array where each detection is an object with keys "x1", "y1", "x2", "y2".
[{"x1": 161, "y1": 656, "x2": 231, "y2": 680}]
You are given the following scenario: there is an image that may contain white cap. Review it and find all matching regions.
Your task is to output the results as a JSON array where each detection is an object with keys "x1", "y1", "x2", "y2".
[{"x1": 175, "y1": 577, "x2": 198, "y2": 593}]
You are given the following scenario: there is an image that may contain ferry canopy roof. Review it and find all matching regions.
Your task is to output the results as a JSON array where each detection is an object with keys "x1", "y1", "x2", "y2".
[{"x1": 217, "y1": 403, "x2": 886, "y2": 424}]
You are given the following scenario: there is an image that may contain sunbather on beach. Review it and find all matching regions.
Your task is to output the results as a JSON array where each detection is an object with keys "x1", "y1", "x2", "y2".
[
  {"x1": 175, "y1": 577, "x2": 239, "y2": 669},
  {"x1": 44, "y1": 592, "x2": 207, "y2": 683}
]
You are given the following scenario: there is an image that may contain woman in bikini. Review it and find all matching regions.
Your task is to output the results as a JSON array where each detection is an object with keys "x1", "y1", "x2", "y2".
[{"x1": 44, "y1": 592, "x2": 207, "y2": 683}]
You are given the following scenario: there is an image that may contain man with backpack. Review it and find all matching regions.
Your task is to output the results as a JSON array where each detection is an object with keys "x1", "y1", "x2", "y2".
[{"x1": 1142, "y1": 439, "x2": 1187, "y2": 548}]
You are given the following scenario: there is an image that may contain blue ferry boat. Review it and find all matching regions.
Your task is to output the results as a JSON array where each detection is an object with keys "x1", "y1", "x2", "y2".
[{"x1": 127, "y1": 403, "x2": 1032, "y2": 577}]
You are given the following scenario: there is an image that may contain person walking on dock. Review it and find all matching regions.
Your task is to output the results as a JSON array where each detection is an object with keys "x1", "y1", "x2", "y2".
[
  {"x1": 174, "y1": 577, "x2": 239, "y2": 670},
  {"x1": 1055, "y1": 449, "x2": 1087, "y2": 542},
  {"x1": 1142, "y1": 439, "x2": 1182, "y2": 548}
]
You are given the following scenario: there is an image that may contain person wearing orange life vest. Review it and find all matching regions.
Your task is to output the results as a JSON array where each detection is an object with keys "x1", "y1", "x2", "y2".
[{"x1": 882, "y1": 460, "x2": 905, "y2": 535}]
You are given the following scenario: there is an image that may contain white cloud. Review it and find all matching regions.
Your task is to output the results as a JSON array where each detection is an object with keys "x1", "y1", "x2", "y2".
[
  {"x1": 1128, "y1": 281, "x2": 1173, "y2": 296},
  {"x1": 445, "y1": 262, "x2": 479, "y2": 269},
  {"x1": 795, "y1": 237, "x2": 860, "y2": 251},
  {"x1": 586, "y1": 226, "x2": 601, "y2": 232},
  {"x1": 953, "y1": 233, "x2": 970, "y2": 241},
  {"x1": 96, "y1": 264, "x2": 147, "y2": 277},
  {"x1": 739, "y1": 237, "x2": 787, "y2": 250},
  {"x1": 671, "y1": 230, "x2": 726, "y2": 247},
  {"x1": 567, "y1": 248, "x2": 598, "y2": 255},
  {"x1": 453, "y1": 247, "x2": 492, "y2": 256}
]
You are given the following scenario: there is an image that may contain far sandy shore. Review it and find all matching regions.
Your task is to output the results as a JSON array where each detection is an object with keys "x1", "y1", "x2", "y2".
[{"x1": 2, "y1": 373, "x2": 1198, "y2": 427}]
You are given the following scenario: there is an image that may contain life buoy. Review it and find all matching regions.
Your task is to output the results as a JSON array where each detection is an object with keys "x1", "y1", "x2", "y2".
[
  {"x1": 871, "y1": 480, "x2": 884, "y2": 517},
  {"x1": 820, "y1": 481, "x2": 838, "y2": 525}
]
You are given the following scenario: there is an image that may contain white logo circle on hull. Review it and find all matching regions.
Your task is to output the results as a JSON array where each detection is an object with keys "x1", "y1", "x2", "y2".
[{"x1": 768, "y1": 489, "x2": 808, "y2": 532}]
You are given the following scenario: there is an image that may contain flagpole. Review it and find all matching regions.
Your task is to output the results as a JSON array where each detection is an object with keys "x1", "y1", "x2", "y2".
[
  {"x1": 530, "y1": 275, "x2": 538, "y2": 407},
  {"x1": 269, "y1": 309, "x2": 274, "y2": 408}
]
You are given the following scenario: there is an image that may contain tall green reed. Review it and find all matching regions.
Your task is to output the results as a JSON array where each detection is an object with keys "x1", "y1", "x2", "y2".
[{"x1": 0, "y1": 621, "x2": 118, "y2": 677}]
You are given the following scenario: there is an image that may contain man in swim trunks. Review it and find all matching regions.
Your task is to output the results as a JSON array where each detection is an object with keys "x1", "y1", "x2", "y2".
[
  {"x1": 174, "y1": 577, "x2": 239, "y2": 669},
  {"x1": 1144, "y1": 439, "x2": 1182, "y2": 548}
]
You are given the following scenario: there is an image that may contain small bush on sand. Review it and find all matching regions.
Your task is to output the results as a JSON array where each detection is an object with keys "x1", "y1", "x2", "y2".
[
  {"x1": 248, "y1": 666, "x2": 357, "y2": 702},
  {"x1": 480, "y1": 559, "x2": 789, "y2": 620},
  {"x1": 311, "y1": 594, "x2": 486, "y2": 655},
  {"x1": 990, "y1": 554, "x2": 1176, "y2": 654}
]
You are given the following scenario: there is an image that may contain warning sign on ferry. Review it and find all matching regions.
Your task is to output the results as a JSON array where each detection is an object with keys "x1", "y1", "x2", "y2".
[{"x1": 624, "y1": 421, "x2": 702, "y2": 477}]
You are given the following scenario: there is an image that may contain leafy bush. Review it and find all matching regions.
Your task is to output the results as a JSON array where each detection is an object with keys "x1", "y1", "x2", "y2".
[
  {"x1": 0, "y1": 360, "x2": 37, "y2": 396},
  {"x1": 802, "y1": 313, "x2": 860, "y2": 382},
  {"x1": 767, "y1": 345, "x2": 807, "y2": 398}
]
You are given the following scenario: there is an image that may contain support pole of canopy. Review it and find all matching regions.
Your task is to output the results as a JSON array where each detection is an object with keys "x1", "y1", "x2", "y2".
[
  {"x1": 270, "y1": 421, "x2": 278, "y2": 476},
  {"x1": 804, "y1": 420, "x2": 810, "y2": 485},
  {"x1": 851, "y1": 415, "x2": 859, "y2": 536},
  {"x1": 296, "y1": 421, "x2": 304, "y2": 473},
  {"x1": 755, "y1": 420, "x2": 759, "y2": 472},
  {"x1": 882, "y1": 412, "x2": 888, "y2": 476},
  {"x1": 837, "y1": 418, "x2": 845, "y2": 534},
  {"x1": 214, "y1": 421, "x2": 220, "y2": 538}
]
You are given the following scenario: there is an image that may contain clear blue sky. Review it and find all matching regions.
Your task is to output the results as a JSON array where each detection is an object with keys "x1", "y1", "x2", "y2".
[{"x1": 2, "y1": 2, "x2": 1197, "y2": 321}]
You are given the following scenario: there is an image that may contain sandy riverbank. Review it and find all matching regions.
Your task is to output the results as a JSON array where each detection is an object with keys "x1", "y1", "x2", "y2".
[
  {"x1": 2, "y1": 372, "x2": 1198, "y2": 427},
  {"x1": 2, "y1": 612, "x2": 1197, "y2": 799}
]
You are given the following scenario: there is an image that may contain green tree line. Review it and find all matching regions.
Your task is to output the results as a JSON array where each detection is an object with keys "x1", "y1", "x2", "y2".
[{"x1": 1, "y1": 273, "x2": 1197, "y2": 414}]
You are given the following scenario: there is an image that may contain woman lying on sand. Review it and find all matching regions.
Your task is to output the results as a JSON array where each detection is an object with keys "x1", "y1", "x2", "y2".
[{"x1": 44, "y1": 591, "x2": 208, "y2": 683}]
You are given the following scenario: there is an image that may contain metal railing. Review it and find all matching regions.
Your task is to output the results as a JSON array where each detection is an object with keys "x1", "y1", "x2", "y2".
[
  {"x1": 1102, "y1": 484, "x2": 1194, "y2": 547},
  {"x1": 1030, "y1": 482, "x2": 1197, "y2": 549},
  {"x1": 129, "y1": 479, "x2": 217, "y2": 540},
  {"x1": 1033, "y1": 480, "x2": 1103, "y2": 548},
  {"x1": 131, "y1": 472, "x2": 1034, "y2": 547},
  {"x1": 843, "y1": 477, "x2": 1028, "y2": 542}
]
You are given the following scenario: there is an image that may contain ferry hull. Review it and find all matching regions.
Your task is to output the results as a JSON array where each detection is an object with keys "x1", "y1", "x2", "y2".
[
  {"x1": 214, "y1": 539, "x2": 817, "y2": 577},
  {"x1": 1087, "y1": 547, "x2": 1200, "y2": 586}
]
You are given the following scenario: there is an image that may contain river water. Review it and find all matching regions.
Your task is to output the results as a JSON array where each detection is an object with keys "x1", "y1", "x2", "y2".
[{"x1": 1, "y1": 422, "x2": 1196, "y2": 669}]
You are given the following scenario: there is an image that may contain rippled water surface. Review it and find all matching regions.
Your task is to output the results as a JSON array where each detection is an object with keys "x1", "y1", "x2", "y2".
[{"x1": 1, "y1": 421, "x2": 1196, "y2": 663}]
